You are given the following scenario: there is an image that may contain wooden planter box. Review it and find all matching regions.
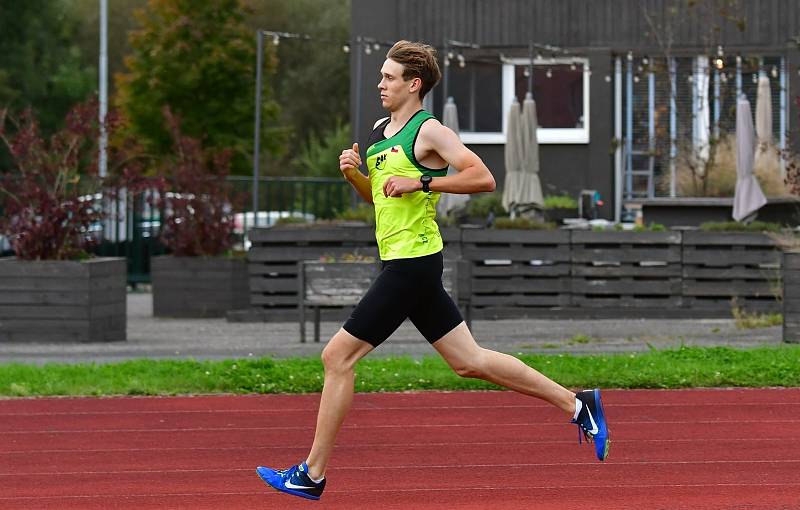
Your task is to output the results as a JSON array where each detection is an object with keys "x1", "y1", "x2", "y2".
[
  {"x1": 784, "y1": 251, "x2": 800, "y2": 344},
  {"x1": 636, "y1": 197, "x2": 800, "y2": 228},
  {"x1": 461, "y1": 229, "x2": 571, "y2": 318},
  {"x1": 682, "y1": 232, "x2": 782, "y2": 313},
  {"x1": 152, "y1": 256, "x2": 249, "y2": 318},
  {"x1": 571, "y1": 231, "x2": 682, "y2": 310},
  {"x1": 0, "y1": 257, "x2": 126, "y2": 342}
]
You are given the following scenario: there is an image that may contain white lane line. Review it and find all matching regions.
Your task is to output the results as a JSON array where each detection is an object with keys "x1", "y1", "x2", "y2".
[
  {"x1": 2, "y1": 401, "x2": 798, "y2": 416},
  {"x1": 1, "y1": 482, "x2": 800, "y2": 501},
  {"x1": 3, "y1": 459, "x2": 800, "y2": 477},
  {"x1": 2, "y1": 418, "x2": 798, "y2": 435},
  {"x1": 0, "y1": 436, "x2": 791, "y2": 455}
]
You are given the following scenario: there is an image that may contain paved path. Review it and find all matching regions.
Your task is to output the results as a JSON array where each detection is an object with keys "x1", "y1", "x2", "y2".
[{"x1": 0, "y1": 292, "x2": 782, "y2": 364}]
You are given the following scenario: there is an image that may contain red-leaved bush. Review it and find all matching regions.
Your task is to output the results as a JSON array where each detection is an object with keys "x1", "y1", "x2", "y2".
[
  {"x1": 155, "y1": 108, "x2": 241, "y2": 257},
  {"x1": 0, "y1": 100, "x2": 106, "y2": 260}
]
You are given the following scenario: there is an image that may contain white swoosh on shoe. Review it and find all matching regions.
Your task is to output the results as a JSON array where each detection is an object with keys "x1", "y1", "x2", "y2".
[
  {"x1": 285, "y1": 481, "x2": 317, "y2": 490},
  {"x1": 586, "y1": 408, "x2": 600, "y2": 435}
]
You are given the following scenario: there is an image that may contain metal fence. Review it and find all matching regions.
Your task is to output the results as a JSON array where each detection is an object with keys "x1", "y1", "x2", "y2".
[{"x1": 1, "y1": 176, "x2": 354, "y2": 284}]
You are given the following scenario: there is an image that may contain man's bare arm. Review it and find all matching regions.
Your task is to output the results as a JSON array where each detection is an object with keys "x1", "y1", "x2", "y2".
[{"x1": 339, "y1": 143, "x2": 373, "y2": 204}]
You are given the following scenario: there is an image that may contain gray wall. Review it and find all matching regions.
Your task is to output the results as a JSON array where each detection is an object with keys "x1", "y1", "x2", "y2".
[{"x1": 351, "y1": 0, "x2": 800, "y2": 218}]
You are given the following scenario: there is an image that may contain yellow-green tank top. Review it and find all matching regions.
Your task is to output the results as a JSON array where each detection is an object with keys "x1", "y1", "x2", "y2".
[{"x1": 365, "y1": 110, "x2": 448, "y2": 260}]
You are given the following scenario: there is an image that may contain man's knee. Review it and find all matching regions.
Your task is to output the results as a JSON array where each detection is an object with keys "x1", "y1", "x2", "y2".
[
  {"x1": 320, "y1": 330, "x2": 370, "y2": 373},
  {"x1": 451, "y1": 350, "x2": 486, "y2": 379}
]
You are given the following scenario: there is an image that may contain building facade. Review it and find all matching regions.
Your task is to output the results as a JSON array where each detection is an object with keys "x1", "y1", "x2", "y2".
[{"x1": 350, "y1": 0, "x2": 800, "y2": 220}]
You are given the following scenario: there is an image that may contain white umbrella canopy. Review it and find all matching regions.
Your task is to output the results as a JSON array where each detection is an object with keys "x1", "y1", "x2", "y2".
[
  {"x1": 501, "y1": 97, "x2": 525, "y2": 214},
  {"x1": 519, "y1": 92, "x2": 544, "y2": 209},
  {"x1": 436, "y1": 97, "x2": 469, "y2": 217},
  {"x1": 755, "y1": 75, "x2": 773, "y2": 146},
  {"x1": 733, "y1": 96, "x2": 767, "y2": 222}
]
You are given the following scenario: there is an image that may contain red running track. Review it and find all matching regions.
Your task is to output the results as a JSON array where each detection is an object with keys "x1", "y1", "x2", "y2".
[{"x1": 1, "y1": 388, "x2": 799, "y2": 509}]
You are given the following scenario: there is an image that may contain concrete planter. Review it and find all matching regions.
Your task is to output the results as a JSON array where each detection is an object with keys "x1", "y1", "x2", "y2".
[
  {"x1": 152, "y1": 256, "x2": 249, "y2": 318},
  {"x1": 0, "y1": 257, "x2": 126, "y2": 342},
  {"x1": 784, "y1": 251, "x2": 800, "y2": 344}
]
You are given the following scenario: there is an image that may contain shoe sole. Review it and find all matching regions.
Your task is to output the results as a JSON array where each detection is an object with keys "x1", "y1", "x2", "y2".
[
  {"x1": 256, "y1": 467, "x2": 321, "y2": 501},
  {"x1": 592, "y1": 389, "x2": 610, "y2": 461}
]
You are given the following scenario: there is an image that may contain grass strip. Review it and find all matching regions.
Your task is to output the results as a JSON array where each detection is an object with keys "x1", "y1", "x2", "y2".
[{"x1": 1, "y1": 345, "x2": 798, "y2": 397}]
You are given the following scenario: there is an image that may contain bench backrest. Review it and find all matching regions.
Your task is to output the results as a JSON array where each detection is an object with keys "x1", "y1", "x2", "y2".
[{"x1": 299, "y1": 259, "x2": 465, "y2": 307}]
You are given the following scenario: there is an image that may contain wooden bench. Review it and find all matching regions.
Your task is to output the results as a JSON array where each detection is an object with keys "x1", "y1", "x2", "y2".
[{"x1": 298, "y1": 259, "x2": 471, "y2": 343}]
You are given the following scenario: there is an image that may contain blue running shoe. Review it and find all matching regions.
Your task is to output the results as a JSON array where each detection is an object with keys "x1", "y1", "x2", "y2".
[
  {"x1": 256, "y1": 461, "x2": 325, "y2": 501},
  {"x1": 571, "y1": 389, "x2": 610, "y2": 461}
]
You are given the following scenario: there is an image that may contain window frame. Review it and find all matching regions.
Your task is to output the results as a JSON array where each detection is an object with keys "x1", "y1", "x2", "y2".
[{"x1": 458, "y1": 56, "x2": 591, "y2": 145}]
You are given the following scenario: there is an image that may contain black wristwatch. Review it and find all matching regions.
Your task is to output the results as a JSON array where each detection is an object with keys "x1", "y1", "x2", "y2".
[{"x1": 420, "y1": 174, "x2": 432, "y2": 193}]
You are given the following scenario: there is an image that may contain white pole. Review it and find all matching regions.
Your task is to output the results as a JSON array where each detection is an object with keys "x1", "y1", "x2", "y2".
[
  {"x1": 614, "y1": 56, "x2": 622, "y2": 222},
  {"x1": 99, "y1": 0, "x2": 108, "y2": 178}
]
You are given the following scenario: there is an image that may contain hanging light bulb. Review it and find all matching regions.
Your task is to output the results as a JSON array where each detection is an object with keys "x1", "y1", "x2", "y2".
[
  {"x1": 627, "y1": 51, "x2": 634, "y2": 61},
  {"x1": 546, "y1": 68, "x2": 553, "y2": 78},
  {"x1": 687, "y1": 75, "x2": 694, "y2": 83},
  {"x1": 570, "y1": 62, "x2": 576, "y2": 71},
  {"x1": 523, "y1": 67, "x2": 530, "y2": 77},
  {"x1": 342, "y1": 44, "x2": 350, "y2": 54},
  {"x1": 364, "y1": 45, "x2": 372, "y2": 55},
  {"x1": 457, "y1": 54, "x2": 465, "y2": 68},
  {"x1": 642, "y1": 57, "x2": 649, "y2": 66},
  {"x1": 444, "y1": 57, "x2": 450, "y2": 67},
  {"x1": 717, "y1": 45, "x2": 724, "y2": 57},
  {"x1": 752, "y1": 73, "x2": 758, "y2": 83},
  {"x1": 736, "y1": 55, "x2": 742, "y2": 66},
  {"x1": 604, "y1": 75, "x2": 612, "y2": 82},
  {"x1": 272, "y1": 34, "x2": 280, "y2": 46},
  {"x1": 637, "y1": 65, "x2": 643, "y2": 73},
  {"x1": 714, "y1": 58, "x2": 724, "y2": 70},
  {"x1": 771, "y1": 66, "x2": 778, "y2": 78},
  {"x1": 447, "y1": 51, "x2": 454, "y2": 60},
  {"x1": 634, "y1": 75, "x2": 640, "y2": 83},
  {"x1": 373, "y1": 43, "x2": 380, "y2": 51}
]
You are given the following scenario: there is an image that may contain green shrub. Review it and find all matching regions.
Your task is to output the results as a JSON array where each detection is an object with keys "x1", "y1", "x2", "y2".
[
  {"x1": 543, "y1": 194, "x2": 578, "y2": 209},
  {"x1": 493, "y1": 217, "x2": 555, "y2": 230},
  {"x1": 699, "y1": 221, "x2": 783, "y2": 232},
  {"x1": 466, "y1": 193, "x2": 506, "y2": 217},
  {"x1": 335, "y1": 204, "x2": 375, "y2": 224}
]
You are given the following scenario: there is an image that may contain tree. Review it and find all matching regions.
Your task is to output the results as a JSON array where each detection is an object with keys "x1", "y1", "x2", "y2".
[
  {"x1": 115, "y1": 0, "x2": 282, "y2": 174},
  {"x1": 0, "y1": 1, "x2": 95, "y2": 145},
  {"x1": 244, "y1": 0, "x2": 350, "y2": 175}
]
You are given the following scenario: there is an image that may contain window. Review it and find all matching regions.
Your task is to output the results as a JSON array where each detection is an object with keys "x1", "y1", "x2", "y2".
[
  {"x1": 441, "y1": 57, "x2": 591, "y2": 144},
  {"x1": 505, "y1": 57, "x2": 590, "y2": 144}
]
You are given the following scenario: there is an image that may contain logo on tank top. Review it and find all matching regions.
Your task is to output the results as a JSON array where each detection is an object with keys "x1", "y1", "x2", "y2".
[
  {"x1": 375, "y1": 153, "x2": 387, "y2": 170},
  {"x1": 391, "y1": 145, "x2": 399, "y2": 153}
]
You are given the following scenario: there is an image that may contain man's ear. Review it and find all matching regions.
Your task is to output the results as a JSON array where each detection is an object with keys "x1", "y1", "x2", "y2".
[{"x1": 409, "y1": 77, "x2": 422, "y2": 94}]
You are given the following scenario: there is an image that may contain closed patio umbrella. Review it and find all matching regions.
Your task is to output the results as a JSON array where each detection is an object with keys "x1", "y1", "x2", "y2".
[
  {"x1": 437, "y1": 97, "x2": 469, "y2": 217},
  {"x1": 519, "y1": 92, "x2": 544, "y2": 210},
  {"x1": 733, "y1": 96, "x2": 767, "y2": 222},
  {"x1": 501, "y1": 97, "x2": 525, "y2": 215},
  {"x1": 755, "y1": 75, "x2": 773, "y2": 146}
]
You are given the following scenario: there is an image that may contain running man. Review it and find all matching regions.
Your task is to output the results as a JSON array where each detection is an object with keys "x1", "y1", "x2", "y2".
[{"x1": 257, "y1": 40, "x2": 610, "y2": 501}]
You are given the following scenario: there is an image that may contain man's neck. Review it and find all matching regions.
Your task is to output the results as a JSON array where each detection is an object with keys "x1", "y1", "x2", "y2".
[{"x1": 389, "y1": 100, "x2": 424, "y2": 127}]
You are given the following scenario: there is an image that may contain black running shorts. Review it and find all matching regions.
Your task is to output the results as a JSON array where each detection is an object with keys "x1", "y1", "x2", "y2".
[{"x1": 342, "y1": 251, "x2": 464, "y2": 347}]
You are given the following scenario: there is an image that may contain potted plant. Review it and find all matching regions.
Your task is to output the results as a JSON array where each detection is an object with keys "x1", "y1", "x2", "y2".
[
  {"x1": 542, "y1": 194, "x2": 579, "y2": 225},
  {"x1": 0, "y1": 100, "x2": 128, "y2": 342},
  {"x1": 150, "y1": 109, "x2": 248, "y2": 318}
]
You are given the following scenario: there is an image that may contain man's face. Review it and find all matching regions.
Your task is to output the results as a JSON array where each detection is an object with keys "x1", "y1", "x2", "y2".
[{"x1": 378, "y1": 59, "x2": 419, "y2": 111}]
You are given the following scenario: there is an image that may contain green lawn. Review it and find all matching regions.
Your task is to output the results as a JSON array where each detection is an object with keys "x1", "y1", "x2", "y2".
[{"x1": 1, "y1": 345, "x2": 798, "y2": 397}]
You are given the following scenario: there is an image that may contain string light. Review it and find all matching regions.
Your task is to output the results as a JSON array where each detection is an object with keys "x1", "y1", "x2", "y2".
[
  {"x1": 752, "y1": 73, "x2": 758, "y2": 83},
  {"x1": 342, "y1": 44, "x2": 350, "y2": 53},
  {"x1": 523, "y1": 67, "x2": 530, "y2": 77},
  {"x1": 364, "y1": 45, "x2": 372, "y2": 55},
  {"x1": 637, "y1": 65, "x2": 643, "y2": 73},
  {"x1": 642, "y1": 57, "x2": 649, "y2": 66},
  {"x1": 570, "y1": 62, "x2": 576, "y2": 71},
  {"x1": 546, "y1": 68, "x2": 552, "y2": 78},
  {"x1": 447, "y1": 51, "x2": 454, "y2": 60},
  {"x1": 457, "y1": 54, "x2": 465, "y2": 68},
  {"x1": 736, "y1": 55, "x2": 742, "y2": 65},
  {"x1": 272, "y1": 34, "x2": 280, "y2": 45},
  {"x1": 717, "y1": 45, "x2": 724, "y2": 57},
  {"x1": 634, "y1": 75, "x2": 640, "y2": 83},
  {"x1": 687, "y1": 75, "x2": 693, "y2": 83},
  {"x1": 714, "y1": 58, "x2": 724, "y2": 70},
  {"x1": 604, "y1": 75, "x2": 612, "y2": 82},
  {"x1": 771, "y1": 66, "x2": 778, "y2": 78},
  {"x1": 627, "y1": 51, "x2": 633, "y2": 61},
  {"x1": 373, "y1": 43, "x2": 380, "y2": 51}
]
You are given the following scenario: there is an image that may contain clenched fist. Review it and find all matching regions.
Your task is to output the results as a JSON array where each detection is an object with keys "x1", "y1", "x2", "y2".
[{"x1": 339, "y1": 143, "x2": 361, "y2": 180}]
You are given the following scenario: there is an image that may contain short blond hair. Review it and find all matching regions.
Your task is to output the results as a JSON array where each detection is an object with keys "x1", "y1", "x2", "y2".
[{"x1": 386, "y1": 40, "x2": 441, "y2": 99}]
